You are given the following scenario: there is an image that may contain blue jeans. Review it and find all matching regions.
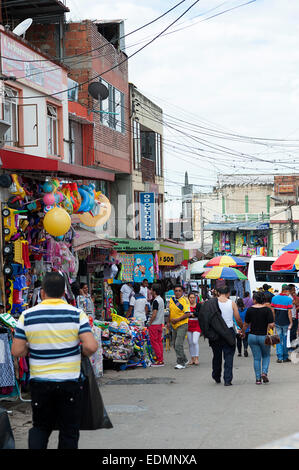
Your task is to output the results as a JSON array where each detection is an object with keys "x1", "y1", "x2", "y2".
[
  {"x1": 275, "y1": 324, "x2": 289, "y2": 360},
  {"x1": 248, "y1": 334, "x2": 271, "y2": 380}
]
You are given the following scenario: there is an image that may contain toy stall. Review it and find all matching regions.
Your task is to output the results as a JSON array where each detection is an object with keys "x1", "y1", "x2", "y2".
[
  {"x1": 0, "y1": 172, "x2": 112, "y2": 396},
  {"x1": 93, "y1": 314, "x2": 156, "y2": 371}
]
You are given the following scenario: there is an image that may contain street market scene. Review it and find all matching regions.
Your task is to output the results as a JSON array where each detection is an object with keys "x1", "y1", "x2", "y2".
[{"x1": 1, "y1": 0, "x2": 299, "y2": 456}]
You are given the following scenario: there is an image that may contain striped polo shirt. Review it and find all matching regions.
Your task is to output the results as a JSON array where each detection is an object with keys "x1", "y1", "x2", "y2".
[
  {"x1": 271, "y1": 293, "x2": 293, "y2": 326},
  {"x1": 14, "y1": 298, "x2": 92, "y2": 381}
]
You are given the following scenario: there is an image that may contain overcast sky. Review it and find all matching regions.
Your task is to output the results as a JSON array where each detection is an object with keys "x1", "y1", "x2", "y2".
[{"x1": 66, "y1": 0, "x2": 299, "y2": 217}]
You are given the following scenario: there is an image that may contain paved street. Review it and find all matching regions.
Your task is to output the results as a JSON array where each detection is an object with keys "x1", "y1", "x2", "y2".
[{"x1": 6, "y1": 337, "x2": 299, "y2": 450}]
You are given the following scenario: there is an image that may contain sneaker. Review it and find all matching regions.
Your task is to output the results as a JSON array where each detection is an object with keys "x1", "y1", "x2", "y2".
[
  {"x1": 283, "y1": 358, "x2": 291, "y2": 363},
  {"x1": 151, "y1": 362, "x2": 164, "y2": 367},
  {"x1": 244, "y1": 350, "x2": 248, "y2": 357},
  {"x1": 212, "y1": 373, "x2": 221, "y2": 384},
  {"x1": 256, "y1": 379, "x2": 262, "y2": 385},
  {"x1": 224, "y1": 382, "x2": 233, "y2": 386},
  {"x1": 276, "y1": 359, "x2": 283, "y2": 363},
  {"x1": 238, "y1": 353, "x2": 242, "y2": 357},
  {"x1": 174, "y1": 364, "x2": 185, "y2": 369}
]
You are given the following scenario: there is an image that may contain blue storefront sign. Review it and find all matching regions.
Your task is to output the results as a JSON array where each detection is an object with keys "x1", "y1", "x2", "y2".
[{"x1": 139, "y1": 192, "x2": 156, "y2": 241}]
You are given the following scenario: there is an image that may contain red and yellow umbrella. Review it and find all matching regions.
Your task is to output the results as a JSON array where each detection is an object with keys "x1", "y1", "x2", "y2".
[
  {"x1": 271, "y1": 251, "x2": 299, "y2": 272},
  {"x1": 205, "y1": 255, "x2": 246, "y2": 268},
  {"x1": 202, "y1": 266, "x2": 247, "y2": 280}
]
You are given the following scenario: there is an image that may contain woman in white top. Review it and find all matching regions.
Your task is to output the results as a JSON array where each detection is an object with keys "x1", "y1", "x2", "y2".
[{"x1": 210, "y1": 286, "x2": 243, "y2": 386}]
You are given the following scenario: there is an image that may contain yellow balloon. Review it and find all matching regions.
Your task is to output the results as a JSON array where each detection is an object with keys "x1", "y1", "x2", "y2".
[{"x1": 43, "y1": 206, "x2": 71, "y2": 237}]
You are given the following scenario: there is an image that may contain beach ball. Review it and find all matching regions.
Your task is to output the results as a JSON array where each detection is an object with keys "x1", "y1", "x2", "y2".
[
  {"x1": 43, "y1": 193, "x2": 55, "y2": 206},
  {"x1": 43, "y1": 206, "x2": 71, "y2": 237}
]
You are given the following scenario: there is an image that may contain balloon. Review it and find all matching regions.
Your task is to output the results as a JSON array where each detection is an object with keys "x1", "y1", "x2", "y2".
[
  {"x1": 43, "y1": 207, "x2": 71, "y2": 237},
  {"x1": 43, "y1": 181, "x2": 53, "y2": 193},
  {"x1": 43, "y1": 193, "x2": 56, "y2": 206},
  {"x1": 54, "y1": 191, "x2": 64, "y2": 204}
]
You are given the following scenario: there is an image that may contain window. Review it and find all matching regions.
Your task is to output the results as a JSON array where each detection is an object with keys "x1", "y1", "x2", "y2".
[
  {"x1": 140, "y1": 130, "x2": 162, "y2": 176},
  {"x1": 279, "y1": 230, "x2": 287, "y2": 244},
  {"x1": 155, "y1": 134, "x2": 162, "y2": 177},
  {"x1": 99, "y1": 79, "x2": 125, "y2": 133},
  {"x1": 3, "y1": 86, "x2": 18, "y2": 146},
  {"x1": 69, "y1": 120, "x2": 83, "y2": 165},
  {"x1": 47, "y1": 104, "x2": 58, "y2": 156},
  {"x1": 133, "y1": 120, "x2": 141, "y2": 169}
]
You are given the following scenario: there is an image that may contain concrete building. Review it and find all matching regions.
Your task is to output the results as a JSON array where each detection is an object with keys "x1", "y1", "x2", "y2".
[
  {"x1": 195, "y1": 174, "x2": 275, "y2": 257},
  {"x1": 270, "y1": 174, "x2": 299, "y2": 256}
]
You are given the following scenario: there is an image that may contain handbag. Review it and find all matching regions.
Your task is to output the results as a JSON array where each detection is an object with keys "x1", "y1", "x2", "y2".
[
  {"x1": 265, "y1": 328, "x2": 280, "y2": 346},
  {"x1": 80, "y1": 356, "x2": 113, "y2": 431}
]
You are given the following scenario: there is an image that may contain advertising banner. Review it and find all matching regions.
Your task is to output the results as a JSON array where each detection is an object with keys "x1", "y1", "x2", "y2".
[{"x1": 139, "y1": 192, "x2": 156, "y2": 241}]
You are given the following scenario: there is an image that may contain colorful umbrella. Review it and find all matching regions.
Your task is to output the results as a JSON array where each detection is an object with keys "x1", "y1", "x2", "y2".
[
  {"x1": 271, "y1": 251, "x2": 299, "y2": 272},
  {"x1": 282, "y1": 240, "x2": 299, "y2": 252},
  {"x1": 202, "y1": 266, "x2": 247, "y2": 280},
  {"x1": 204, "y1": 255, "x2": 246, "y2": 268}
]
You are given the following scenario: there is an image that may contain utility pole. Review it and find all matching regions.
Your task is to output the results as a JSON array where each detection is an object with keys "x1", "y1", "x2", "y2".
[{"x1": 200, "y1": 201, "x2": 204, "y2": 253}]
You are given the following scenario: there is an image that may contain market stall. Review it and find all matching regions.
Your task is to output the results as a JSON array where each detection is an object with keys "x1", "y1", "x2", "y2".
[{"x1": 0, "y1": 171, "x2": 113, "y2": 397}]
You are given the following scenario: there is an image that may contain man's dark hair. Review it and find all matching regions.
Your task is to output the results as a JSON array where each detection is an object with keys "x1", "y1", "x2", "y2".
[
  {"x1": 80, "y1": 282, "x2": 88, "y2": 289},
  {"x1": 151, "y1": 284, "x2": 161, "y2": 296},
  {"x1": 174, "y1": 284, "x2": 183, "y2": 291},
  {"x1": 42, "y1": 272, "x2": 65, "y2": 298},
  {"x1": 236, "y1": 298, "x2": 245, "y2": 310},
  {"x1": 244, "y1": 291, "x2": 250, "y2": 298},
  {"x1": 217, "y1": 286, "x2": 230, "y2": 295},
  {"x1": 231, "y1": 289, "x2": 237, "y2": 296},
  {"x1": 133, "y1": 283, "x2": 141, "y2": 295}
]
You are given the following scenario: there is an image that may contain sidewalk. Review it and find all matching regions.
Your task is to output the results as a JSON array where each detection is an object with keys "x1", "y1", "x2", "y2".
[{"x1": 4, "y1": 337, "x2": 299, "y2": 449}]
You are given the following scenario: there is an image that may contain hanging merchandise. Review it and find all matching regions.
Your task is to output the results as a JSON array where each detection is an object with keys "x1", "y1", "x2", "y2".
[{"x1": 133, "y1": 254, "x2": 154, "y2": 283}]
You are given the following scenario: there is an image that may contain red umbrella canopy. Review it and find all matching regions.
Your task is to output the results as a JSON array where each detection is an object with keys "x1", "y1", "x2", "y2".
[{"x1": 271, "y1": 252, "x2": 299, "y2": 272}]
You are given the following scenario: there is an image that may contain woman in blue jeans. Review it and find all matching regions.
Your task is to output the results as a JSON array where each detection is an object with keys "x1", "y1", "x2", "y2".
[{"x1": 242, "y1": 292, "x2": 274, "y2": 385}]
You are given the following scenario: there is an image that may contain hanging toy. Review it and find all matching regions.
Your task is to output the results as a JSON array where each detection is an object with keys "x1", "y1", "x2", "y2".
[
  {"x1": 43, "y1": 206, "x2": 71, "y2": 237},
  {"x1": 43, "y1": 181, "x2": 54, "y2": 193},
  {"x1": 43, "y1": 193, "x2": 56, "y2": 206}
]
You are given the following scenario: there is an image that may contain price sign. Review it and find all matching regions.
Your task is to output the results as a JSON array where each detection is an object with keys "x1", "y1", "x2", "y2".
[{"x1": 158, "y1": 251, "x2": 175, "y2": 266}]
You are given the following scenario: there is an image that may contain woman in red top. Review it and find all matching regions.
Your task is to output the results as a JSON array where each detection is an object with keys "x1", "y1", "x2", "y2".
[{"x1": 187, "y1": 292, "x2": 201, "y2": 365}]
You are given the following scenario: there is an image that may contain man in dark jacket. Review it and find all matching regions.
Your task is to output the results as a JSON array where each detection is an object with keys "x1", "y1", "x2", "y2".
[{"x1": 199, "y1": 287, "x2": 243, "y2": 386}]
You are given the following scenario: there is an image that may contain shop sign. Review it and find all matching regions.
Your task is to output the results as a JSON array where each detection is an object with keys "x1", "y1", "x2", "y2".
[
  {"x1": 158, "y1": 251, "x2": 175, "y2": 266},
  {"x1": 1, "y1": 32, "x2": 66, "y2": 98},
  {"x1": 278, "y1": 184, "x2": 295, "y2": 194},
  {"x1": 139, "y1": 192, "x2": 156, "y2": 241},
  {"x1": 257, "y1": 223, "x2": 270, "y2": 230},
  {"x1": 111, "y1": 238, "x2": 160, "y2": 252}
]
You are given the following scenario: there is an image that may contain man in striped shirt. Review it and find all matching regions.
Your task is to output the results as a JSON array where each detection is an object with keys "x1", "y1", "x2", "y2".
[
  {"x1": 11, "y1": 272, "x2": 98, "y2": 449},
  {"x1": 271, "y1": 284, "x2": 293, "y2": 363}
]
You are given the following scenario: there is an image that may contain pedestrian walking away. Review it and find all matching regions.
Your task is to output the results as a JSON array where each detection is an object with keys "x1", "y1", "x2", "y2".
[
  {"x1": 242, "y1": 291, "x2": 253, "y2": 309},
  {"x1": 11, "y1": 272, "x2": 98, "y2": 450},
  {"x1": 187, "y1": 292, "x2": 201, "y2": 365},
  {"x1": 199, "y1": 286, "x2": 243, "y2": 386},
  {"x1": 148, "y1": 284, "x2": 165, "y2": 367},
  {"x1": 235, "y1": 298, "x2": 249, "y2": 357},
  {"x1": 271, "y1": 285, "x2": 293, "y2": 363},
  {"x1": 288, "y1": 284, "x2": 299, "y2": 343},
  {"x1": 242, "y1": 291, "x2": 274, "y2": 385},
  {"x1": 167, "y1": 284, "x2": 190, "y2": 369}
]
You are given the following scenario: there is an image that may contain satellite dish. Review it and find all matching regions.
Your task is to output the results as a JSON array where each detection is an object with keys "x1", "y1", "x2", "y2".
[
  {"x1": 12, "y1": 18, "x2": 33, "y2": 37},
  {"x1": 88, "y1": 82, "x2": 109, "y2": 101}
]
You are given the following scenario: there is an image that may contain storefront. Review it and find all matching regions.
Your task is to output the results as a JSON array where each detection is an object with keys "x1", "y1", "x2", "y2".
[{"x1": 205, "y1": 222, "x2": 273, "y2": 258}]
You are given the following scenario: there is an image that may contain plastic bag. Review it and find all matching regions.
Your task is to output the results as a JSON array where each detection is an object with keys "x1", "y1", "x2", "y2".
[
  {"x1": 287, "y1": 329, "x2": 292, "y2": 349},
  {"x1": 0, "y1": 408, "x2": 15, "y2": 449},
  {"x1": 80, "y1": 356, "x2": 113, "y2": 431}
]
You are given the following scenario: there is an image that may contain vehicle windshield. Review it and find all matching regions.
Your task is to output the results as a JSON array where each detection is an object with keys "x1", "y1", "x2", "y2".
[{"x1": 254, "y1": 260, "x2": 299, "y2": 284}]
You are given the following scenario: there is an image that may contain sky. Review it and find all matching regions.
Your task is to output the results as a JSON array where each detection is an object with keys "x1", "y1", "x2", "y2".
[{"x1": 66, "y1": 0, "x2": 299, "y2": 217}]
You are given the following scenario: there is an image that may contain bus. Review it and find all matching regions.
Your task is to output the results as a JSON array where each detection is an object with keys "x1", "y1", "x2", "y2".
[{"x1": 247, "y1": 255, "x2": 299, "y2": 295}]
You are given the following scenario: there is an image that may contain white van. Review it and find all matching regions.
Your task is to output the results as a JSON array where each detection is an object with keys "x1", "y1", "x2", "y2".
[{"x1": 247, "y1": 255, "x2": 299, "y2": 295}]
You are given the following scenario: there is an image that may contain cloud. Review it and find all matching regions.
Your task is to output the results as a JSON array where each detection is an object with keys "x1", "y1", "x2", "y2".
[{"x1": 66, "y1": 0, "x2": 299, "y2": 217}]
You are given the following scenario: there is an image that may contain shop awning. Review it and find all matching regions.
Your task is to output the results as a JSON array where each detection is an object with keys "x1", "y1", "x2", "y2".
[
  {"x1": 204, "y1": 221, "x2": 270, "y2": 232},
  {"x1": 73, "y1": 229, "x2": 117, "y2": 251},
  {"x1": 0, "y1": 149, "x2": 115, "y2": 182}
]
